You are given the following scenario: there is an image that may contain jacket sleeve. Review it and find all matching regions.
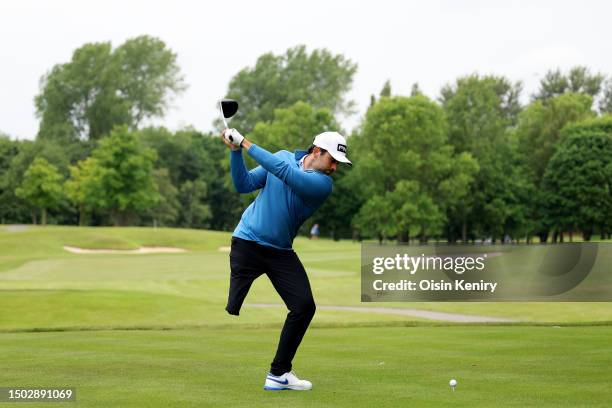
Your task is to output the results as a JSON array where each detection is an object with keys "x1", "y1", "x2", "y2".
[
  {"x1": 230, "y1": 149, "x2": 267, "y2": 193},
  {"x1": 247, "y1": 144, "x2": 332, "y2": 205}
]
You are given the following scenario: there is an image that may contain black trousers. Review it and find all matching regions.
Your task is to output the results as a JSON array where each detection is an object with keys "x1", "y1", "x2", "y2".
[{"x1": 225, "y1": 237, "x2": 316, "y2": 376}]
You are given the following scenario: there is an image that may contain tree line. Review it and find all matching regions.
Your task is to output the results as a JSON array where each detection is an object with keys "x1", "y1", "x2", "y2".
[{"x1": 0, "y1": 36, "x2": 610, "y2": 243}]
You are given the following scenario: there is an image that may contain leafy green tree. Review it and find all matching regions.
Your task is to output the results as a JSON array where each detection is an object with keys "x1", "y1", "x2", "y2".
[
  {"x1": 386, "y1": 180, "x2": 444, "y2": 242},
  {"x1": 178, "y1": 179, "x2": 212, "y2": 228},
  {"x1": 149, "y1": 168, "x2": 179, "y2": 227},
  {"x1": 516, "y1": 93, "x2": 594, "y2": 240},
  {"x1": 112, "y1": 36, "x2": 186, "y2": 126},
  {"x1": 410, "y1": 83, "x2": 423, "y2": 97},
  {"x1": 36, "y1": 35, "x2": 185, "y2": 141},
  {"x1": 91, "y1": 126, "x2": 159, "y2": 225},
  {"x1": 436, "y1": 151, "x2": 480, "y2": 242},
  {"x1": 369, "y1": 94, "x2": 376, "y2": 108},
  {"x1": 225, "y1": 45, "x2": 357, "y2": 133},
  {"x1": 3, "y1": 140, "x2": 70, "y2": 224},
  {"x1": 599, "y1": 79, "x2": 612, "y2": 114},
  {"x1": 441, "y1": 74, "x2": 528, "y2": 242},
  {"x1": 354, "y1": 95, "x2": 448, "y2": 195},
  {"x1": 64, "y1": 157, "x2": 105, "y2": 226},
  {"x1": 15, "y1": 157, "x2": 64, "y2": 225},
  {"x1": 365, "y1": 80, "x2": 393, "y2": 111},
  {"x1": 351, "y1": 94, "x2": 478, "y2": 242},
  {"x1": 380, "y1": 80, "x2": 392, "y2": 97},
  {"x1": 441, "y1": 74, "x2": 522, "y2": 153},
  {"x1": 533, "y1": 66, "x2": 604, "y2": 101},
  {"x1": 0, "y1": 133, "x2": 18, "y2": 171},
  {"x1": 517, "y1": 93, "x2": 595, "y2": 181},
  {"x1": 139, "y1": 127, "x2": 189, "y2": 185},
  {"x1": 0, "y1": 134, "x2": 21, "y2": 223},
  {"x1": 541, "y1": 116, "x2": 612, "y2": 241},
  {"x1": 352, "y1": 195, "x2": 395, "y2": 244}
]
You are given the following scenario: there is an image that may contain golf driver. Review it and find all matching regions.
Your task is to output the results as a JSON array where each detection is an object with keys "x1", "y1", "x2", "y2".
[{"x1": 219, "y1": 99, "x2": 239, "y2": 129}]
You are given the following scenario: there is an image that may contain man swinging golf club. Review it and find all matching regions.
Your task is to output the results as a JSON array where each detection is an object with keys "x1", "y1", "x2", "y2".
[{"x1": 221, "y1": 121, "x2": 351, "y2": 391}]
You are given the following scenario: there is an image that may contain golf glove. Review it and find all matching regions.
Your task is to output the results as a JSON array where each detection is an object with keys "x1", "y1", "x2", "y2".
[{"x1": 224, "y1": 128, "x2": 244, "y2": 147}]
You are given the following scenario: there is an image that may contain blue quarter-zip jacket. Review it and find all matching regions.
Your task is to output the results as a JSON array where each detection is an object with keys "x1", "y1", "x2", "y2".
[{"x1": 230, "y1": 144, "x2": 333, "y2": 250}]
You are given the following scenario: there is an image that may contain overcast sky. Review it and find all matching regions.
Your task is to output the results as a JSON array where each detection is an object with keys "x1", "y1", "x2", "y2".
[{"x1": 1, "y1": 0, "x2": 611, "y2": 140}]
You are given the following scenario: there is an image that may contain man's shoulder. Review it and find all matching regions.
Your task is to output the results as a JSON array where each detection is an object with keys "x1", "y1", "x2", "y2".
[
  {"x1": 274, "y1": 149, "x2": 293, "y2": 157},
  {"x1": 272, "y1": 150, "x2": 297, "y2": 162},
  {"x1": 304, "y1": 170, "x2": 333, "y2": 195}
]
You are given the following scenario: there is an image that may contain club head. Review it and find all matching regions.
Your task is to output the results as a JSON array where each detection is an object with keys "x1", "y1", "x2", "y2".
[{"x1": 219, "y1": 99, "x2": 239, "y2": 120}]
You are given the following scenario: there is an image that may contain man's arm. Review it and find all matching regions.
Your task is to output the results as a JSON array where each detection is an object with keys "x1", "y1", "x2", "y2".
[
  {"x1": 223, "y1": 129, "x2": 332, "y2": 204},
  {"x1": 220, "y1": 131, "x2": 266, "y2": 193},
  {"x1": 229, "y1": 150, "x2": 267, "y2": 193},
  {"x1": 246, "y1": 143, "x2": 332, "y2": 205}
]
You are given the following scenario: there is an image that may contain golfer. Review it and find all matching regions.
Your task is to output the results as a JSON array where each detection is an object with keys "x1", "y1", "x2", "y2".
[{"x1": 221, "y1": 128, "x2": 351, "y2": 391}]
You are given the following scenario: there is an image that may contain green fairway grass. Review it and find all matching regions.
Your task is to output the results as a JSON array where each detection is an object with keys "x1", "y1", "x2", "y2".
[
  {"x1": 1, "y1": 226, "x2": 611, "y2": 329},
  {"x1": 1, "y1": 326, "x2": 611, "y2": 407},
  {"x1": 1, "y1": 226, "x2": 611, "y2": 406}
]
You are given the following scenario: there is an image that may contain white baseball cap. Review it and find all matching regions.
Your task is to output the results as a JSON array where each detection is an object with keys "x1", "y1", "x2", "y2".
[{"x1": 312, "y1": 131, "x2": 352, "y2": 165}]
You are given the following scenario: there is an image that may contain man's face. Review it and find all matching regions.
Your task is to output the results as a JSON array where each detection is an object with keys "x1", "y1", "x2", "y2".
[{"x1": 311, "y1": 148, "x2": 338, "y2": 175}]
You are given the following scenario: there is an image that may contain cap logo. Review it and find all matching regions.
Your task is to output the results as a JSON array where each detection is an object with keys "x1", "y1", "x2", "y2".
[{"x1": 337, "y1": 144, "x2": 347, "y2": 153}]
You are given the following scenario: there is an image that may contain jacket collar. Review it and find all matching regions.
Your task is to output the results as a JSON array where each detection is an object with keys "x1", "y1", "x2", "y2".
[{"x1": 294, "y1": 150, "x2": 308, "y2": 161}]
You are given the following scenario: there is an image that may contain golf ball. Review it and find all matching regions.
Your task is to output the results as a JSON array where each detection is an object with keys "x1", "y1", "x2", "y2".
[{"x1": 449, "y1": 379, "x2": 457, "y2": 387}]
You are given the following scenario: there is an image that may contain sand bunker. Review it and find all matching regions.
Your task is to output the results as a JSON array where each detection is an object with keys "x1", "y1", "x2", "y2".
[
  {"x1": 63, "y1": 246, "x2": 186, "y2": 254},
  {"x1": 3, "y1": 224, "x2": 29, "y2": 232}
]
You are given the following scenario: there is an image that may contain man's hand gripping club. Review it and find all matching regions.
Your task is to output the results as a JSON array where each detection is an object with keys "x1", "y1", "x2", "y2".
[{"x1": 221, "y1": 128, "x2": 251, "y2": 150}]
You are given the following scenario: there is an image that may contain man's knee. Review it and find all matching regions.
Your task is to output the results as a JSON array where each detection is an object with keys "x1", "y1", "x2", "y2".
[{"x1": 290, "y1": 299, "x2": 316, "y2": 318}]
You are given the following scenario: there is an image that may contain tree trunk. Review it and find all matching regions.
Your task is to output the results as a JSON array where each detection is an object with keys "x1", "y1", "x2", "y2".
[
  {"x1": 31, "y1": 211, "x2": 37, "y2": 225},
  {"x1": 419, "y1": 226, "x2": 427, "y2": 244},
  {"x1": 552, "y1": 229, "x2": 558, "y2": 243},
  {"x1": 461, "y1": 219, "x2": 467, "y2": 243},
  {"x1": 41, "y1": 208, "x2": 47, "y2": 226},
  {"x1": 112, "y1": 210, "x2": 120, "y2": 226},
  {"x1": 79, "y1": 205, "x2": 86, "y2": 226},
  {"x1": 113, "y1": 211, "x2": 130, "y2": 226},
  {"x1": 397, "y1": 231, "x2": 409, "y2": 244},
  {"x1": 446, "y1": 225, "x2": 454, "y2": 243}
]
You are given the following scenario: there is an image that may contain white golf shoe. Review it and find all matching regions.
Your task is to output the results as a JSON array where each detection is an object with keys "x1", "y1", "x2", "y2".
[{"x1": 264, "y1": 371, "x2": 313, "y2": 391}]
